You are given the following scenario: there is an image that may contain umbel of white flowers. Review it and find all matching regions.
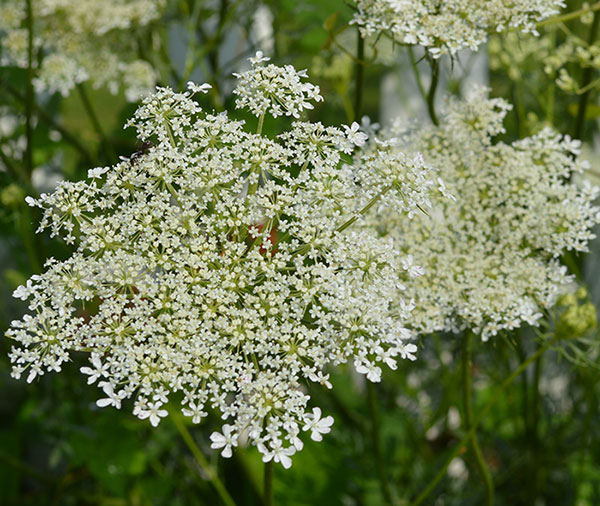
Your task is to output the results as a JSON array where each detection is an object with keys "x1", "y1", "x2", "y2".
[
  {"x1": 359, "y1": 87, "x2": 600, "y2": 341},
  {"x1": 351, "y1": 0, "x2": 565, "y2": 57},
  {"x1": 7, "y1": 52, "x2": 441, "y2": 468},
  {"x1": 0, "y1": 0, "x2": 162, "y2": 100}
]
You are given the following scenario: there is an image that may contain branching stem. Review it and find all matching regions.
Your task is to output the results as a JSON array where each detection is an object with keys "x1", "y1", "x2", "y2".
[
  {"x1": 410, "y1": 336, "x2": 557, "y2": 506},
  {"x1": 537, "y1": 2, "x2": 600, "y2": 28},
  {"x1": 24, "y1": 0, "x2": 34, "y2": 180}
]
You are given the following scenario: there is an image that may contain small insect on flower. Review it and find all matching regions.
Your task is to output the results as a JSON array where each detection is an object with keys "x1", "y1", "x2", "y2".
[{"x1": 119, "y1": 140, "x2": 154, "y2": 166}]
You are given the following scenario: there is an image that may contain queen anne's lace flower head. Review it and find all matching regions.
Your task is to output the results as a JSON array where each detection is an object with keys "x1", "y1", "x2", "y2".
[
  {"x1": 351, "y1": 0, "x2": 565, "y2": 57},
  {"x1": 232, "y1": 52, "x2": 323, "y2": 119},
  {"x1": 358, "y1": 87, "x2": 600, "y2": 341},
  {"x1": 0, "y1": 0, "x2": 163, "y2": 99},
  {"x1": 7, "y1": 55, "x2": 437, "y2": 466}
]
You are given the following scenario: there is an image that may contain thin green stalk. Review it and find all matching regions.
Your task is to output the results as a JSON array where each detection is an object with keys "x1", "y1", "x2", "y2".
[
  {"x1": 257, "y1": 112, "x2": 265, "y2": 136},
  {"x1": 573, "y1": 9, "x2": 600, "y2": 141},
  {"x1": 18, "y1": 205, "x2": 42, "y2": 272},
  {"x1": 204, "y1": 0, "x2": 228, "y2": 107},
  {"x1": 528, "y1": 350, "x2": 543, "y2": 504},
  {"x1": 336, "y1": 187, "x2": 391, "y2": 233},
  {"x1": 76, "y1": 83, "x2": 116, "y2": 163},
  {"x1": 354, "y1": 31, "x2": 365, "y2": 122},
  {"x1": 537, "y1": 1, "x2": 600, "y2": 28},
  {"x1": 170, "y1": 413, "x2": 237, "y2": 506},
  {"x1": 367, "y1": 382, "x2": 393, "y2": 505},
  {"x1": 426, "y1": 58, "x2": 439, "y2": 126},
  {"x1": 546, "y1": 27, "x2": 557, "y2": 126},
  {"x1": 24, "y1": 0, "x2": 34, "y2": 180},
  {"x1": 576, "y1": 373, "x2": 598, "y2": 497},
  {"x1": 515, "y1": 336, "x2": 530, "y2": 435},
  {"x1": 410, "y1": 336, "x2": 557, "y2": 506},
  {"x1": 408, "y1": 47, "x2": 427, "y2": 104},
  {"x1": 511, "y1": 83, "x2": 526, "y2": 138},
  {"x1": 263, "y1": 461, "x2": 274, "y2": 506},
  {"x1": 234, "y1": 449, "x2": 263, "y2": 501},
  {"x1": 2, "y1": 79, "x2": 96, "y2": 165},
  {"x1": 462, "y1": 332, "x2": 494, "y2": 506}
]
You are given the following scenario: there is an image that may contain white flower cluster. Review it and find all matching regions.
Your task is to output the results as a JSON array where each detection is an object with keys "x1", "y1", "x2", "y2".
[
  {"x1": 351, "y1": 0, "x2": 564, "y2": 57},
  {"x1": 232, "y1": 52, "x2": 323, "y2": 119},
  {"x1": 0, "y1": 0, "x2": 163, "y2": 100},
  {"x1": 7, "y1": 56, "x2": 435, "y2": 466},
  {"x1": 360, "y1": 88, "x2": 600, "y2": 341}
]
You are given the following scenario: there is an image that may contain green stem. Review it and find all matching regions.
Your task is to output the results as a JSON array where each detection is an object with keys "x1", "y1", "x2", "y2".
[
  {"x1": 367, "y1": 382, "x2": 393, "y2": 505},
  {"x1": 529, "y1": 350, "x2": 543, "y2": 504},
  {"x1": 410, "y1": 336, "x2": 556, "y2": 506},
  {"x1": 511, "y1": 83, "x2": 526, "y2": 138},
  {"x1": 573, "y1": 9, "x2": 600, "y2": 141},
  {"x1": 24, "y1": 0, "x2": 34, "y2": 180},
  {"x1": 537, "y1": 1, "x2": 600, "y2": 28},
  {"x1": 354, "y1": 31, "x2": 365, "y2": 122},
  {"x1": 18, "y1": 205, "x2": 42, "y2": 273},
  {"x1": 263, "y1": 461, "x2": 274, "y2": 506},
  {"x1": 408, "y1": 47, "x2": 427, "y2": 104},
  {"x1": 462, "y1": 332, "x2": 494, "y2": 506},
  {"x1": 546, "y1": 27, "x2": 557, "y2": 126},
  {"x1": 2, "y1": 79, "x2": 96, "y2": 165},
  {"x1": 170, "y1": 413, "x2": 237, "y2": 506},
  {"x1": 515, "y1": 336, "x2": 530, "y2": 435},
  {"x1": 257, "y1": 112, "x2": 265, "y2": 135},
  {"x1": 76, "y1": 83, "x2": 116, "y2": 163},
  {"x1": 234, "y1": 449, "x2": 263, "y2": 501},
  {"x1": 426, "y1": 58, "x2": 440, "y2": 126},
  {"x1": 336, "y1": 187, "x2": 390, "y2": 234}
]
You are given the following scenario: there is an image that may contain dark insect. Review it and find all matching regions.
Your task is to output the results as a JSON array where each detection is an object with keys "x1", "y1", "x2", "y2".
[{"x1": 119, "y1": 140, "x2": 154, "y2": 166}]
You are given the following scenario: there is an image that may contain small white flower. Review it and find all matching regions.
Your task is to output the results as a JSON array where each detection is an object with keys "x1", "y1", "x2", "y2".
[
  {"x1": 13, "y1": 285, "x2": 30, "y2": 301},
  {"x1": 187, "y1": 82, "x2": 212, "y2": 94},
  {"x1": 308, "y1": 371, "x2": 332, "y2": 389},
  {"x1": 398, "y1": 343, "x2": 418, "y2": 361},
  {"x1": 437, "y1": 177, "x2": 456, "y2": 201},
  {"x1": 302, "y1": 407, "x2": 334, "y2": 442},
  {"x1": 26, "y1": 364, "x2": 42, "y2": 383},
  {"x1": 80, "y1": 354, "x2": 109, "y2": 385},
  {"x1": 401, "y1": 255, "x2": 425, "y2": 278},
  {"x1": 344, "y1": 122, "x2": 368, "y2": 147},
  {"x1": 137, "y1": 401, "x2": 168, "y2": 427},
  {"x1": 182, "y1": 402, "x2": 208, "y2": 424},
  {"x1": 96, "y1": 382, "x2": 122, "y2": 409},
  {"x1": 355, "y1": 361, "x2": 382, "y2": 382},
  {"x1": 210, "y1": 425, "x2": 238, "y2": 458},
  {"x1": 87, "y1": 166, "x2": 110, "y2": 179},
  {"x1": 259, "y1": 440, "x2": 296, "y2": 469},
  {"x1": 249, "y1": 50, "x2": 270, "y2": 64}
]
